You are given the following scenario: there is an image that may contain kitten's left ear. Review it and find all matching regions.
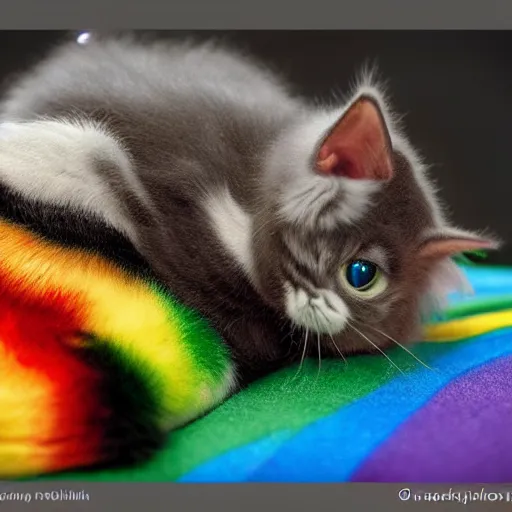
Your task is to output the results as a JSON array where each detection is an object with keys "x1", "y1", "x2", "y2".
[
  {"x1": 417, "y1": 227, "x2": 501, "y2": 262},
  {"x1": 315, "y1": 96, "x2": 393, "y2": 181}
]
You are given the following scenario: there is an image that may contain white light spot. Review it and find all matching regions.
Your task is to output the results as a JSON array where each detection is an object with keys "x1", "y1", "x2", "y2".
[{"x1": 77, "y1": 32, "x2": 91, "y2": 45}]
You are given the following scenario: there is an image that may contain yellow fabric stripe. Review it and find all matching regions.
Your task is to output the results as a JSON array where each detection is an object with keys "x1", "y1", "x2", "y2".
[{"x1": 424, "y1": 310, "x2": 512, "y2": 342}]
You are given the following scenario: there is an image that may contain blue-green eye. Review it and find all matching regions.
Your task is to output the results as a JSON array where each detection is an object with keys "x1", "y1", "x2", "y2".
[{"x1": 345, "y1": 260, "x2": 379, "y2": 290}]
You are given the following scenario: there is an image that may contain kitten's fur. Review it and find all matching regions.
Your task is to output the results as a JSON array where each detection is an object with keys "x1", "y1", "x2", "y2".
[{"x1": 0, "y1": 33, "x2": 496, "y2": 385}]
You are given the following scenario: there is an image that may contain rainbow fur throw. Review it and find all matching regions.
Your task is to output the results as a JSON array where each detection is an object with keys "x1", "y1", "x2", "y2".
[{"x1": 0, "y1": 207, "x2": 234, "y2": 478}]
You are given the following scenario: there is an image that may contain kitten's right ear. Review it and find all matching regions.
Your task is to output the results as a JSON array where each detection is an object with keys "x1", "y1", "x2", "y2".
[
  {"x1": 417, "y1": 227, "x2": 501, "y2": 262},
  {"x1": 315, "y1": 96, "x2": 393, "y2": 181}
]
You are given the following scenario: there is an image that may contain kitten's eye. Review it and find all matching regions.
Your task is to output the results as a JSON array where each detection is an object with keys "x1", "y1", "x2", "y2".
[{"x1": 340, "y1": 259, "x2": 388, "y2": 297}]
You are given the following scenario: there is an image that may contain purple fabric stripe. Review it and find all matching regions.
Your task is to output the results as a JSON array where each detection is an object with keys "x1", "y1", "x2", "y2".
[{"x1": 352, "y1": 356, "x2": 512, "y2": 483}]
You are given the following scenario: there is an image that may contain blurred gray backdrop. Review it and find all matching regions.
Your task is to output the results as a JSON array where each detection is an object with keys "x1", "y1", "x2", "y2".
[{"x1": 0, "y1": 30, "x2": 509, "y2": 264}]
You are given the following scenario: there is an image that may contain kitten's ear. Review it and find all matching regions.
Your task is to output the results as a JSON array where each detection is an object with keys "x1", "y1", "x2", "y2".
[
  {"x1": 315, "y1": 96, "x2": 393, "y2": 181},
  {"x1": 417, "y1": 227, "x2": 500, "y2": 262}
]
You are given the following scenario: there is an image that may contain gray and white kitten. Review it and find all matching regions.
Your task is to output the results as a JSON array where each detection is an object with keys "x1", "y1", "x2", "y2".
[{"x1": 0, "y1": 33, "x2": 497, "y2": 385}]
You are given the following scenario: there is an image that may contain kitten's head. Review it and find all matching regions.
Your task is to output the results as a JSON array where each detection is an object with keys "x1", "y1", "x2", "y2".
[{"x1": 252, "y1": 79, "x2": 498, "y2": 357}]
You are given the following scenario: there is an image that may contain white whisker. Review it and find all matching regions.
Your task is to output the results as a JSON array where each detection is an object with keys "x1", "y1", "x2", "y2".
[
  {"x1": 310, "y1": 314, "x2": 323, "y2": 383},
  {"x1": 348, "y1": 321, "x2": 405, "y2": 375},
  {"x1": 365, "y1": 324, "x2": 437, "y2": 372},
  {"x1": 329, "y1": 331, "x2": 348, "y2": 366},
  {"x1": 316, "y1": 330, "x2": 322, "y2": 379},
  {"x1": 315, "y1": 306, "x2": 348, "y2": 367},
  {"x1": 292, "y1": 326, "x2": 309, "y2": 381}
]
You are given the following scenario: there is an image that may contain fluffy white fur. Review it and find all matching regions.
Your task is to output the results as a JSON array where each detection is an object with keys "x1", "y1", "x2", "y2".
[
  {"x1": 265, "y1": 109, "x2": 382, "y2": 231},
  {"x1": 0, "y1": 119, "x2": 137, "y2": 241},
  {"x1": 205, "y1": 188, "x2": 254, "y2": 278},
  {"x1": 285, "y1": 283, "x2": 350, "y2": 334}
]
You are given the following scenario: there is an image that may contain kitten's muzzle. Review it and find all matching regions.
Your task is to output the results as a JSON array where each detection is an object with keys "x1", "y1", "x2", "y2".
[{"x1": 284, "y1": 283, "x2": 350, "y2": 335}]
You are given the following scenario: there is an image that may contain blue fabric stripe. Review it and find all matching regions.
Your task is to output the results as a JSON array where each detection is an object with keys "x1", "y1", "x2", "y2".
[
  {"x1": 462, "y1": 267, "x2": 512, "y2": 294},
  {"x1": 178, "y1": 431, "x2": 293, "y2": 482},
  {"x1": 179, "y1": 328, "x2": 512, "y2": 482},
  {"x1": 446, "y1": 267, "x2": 512, "y2": 305},
  {"x1": 448, "y1": 290, "x2": 512, "y2": 306}
]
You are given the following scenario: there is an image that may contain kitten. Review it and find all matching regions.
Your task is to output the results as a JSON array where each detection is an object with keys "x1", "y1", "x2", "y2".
[{"x1": 0, "y1": 32, "x2": 497, "y2": 386}]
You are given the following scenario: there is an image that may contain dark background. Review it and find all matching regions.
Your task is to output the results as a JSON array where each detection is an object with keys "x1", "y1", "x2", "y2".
[{"x1": 0, "y1": 31, "x2": 509, "y2": 264}]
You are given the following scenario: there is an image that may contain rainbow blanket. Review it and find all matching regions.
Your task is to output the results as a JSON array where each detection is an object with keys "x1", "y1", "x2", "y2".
[{"x1": 32, "y1": 265, "x2": 512, "y2": 483}]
